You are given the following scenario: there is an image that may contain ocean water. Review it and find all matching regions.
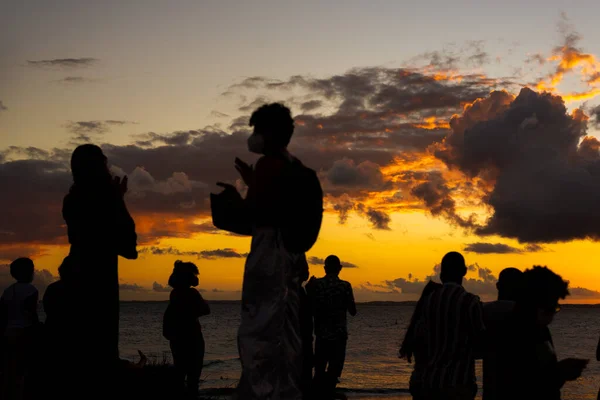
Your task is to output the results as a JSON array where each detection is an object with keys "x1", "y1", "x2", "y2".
[{"x1": 112, "y1": 302, "x2": 600, "y2": 399}]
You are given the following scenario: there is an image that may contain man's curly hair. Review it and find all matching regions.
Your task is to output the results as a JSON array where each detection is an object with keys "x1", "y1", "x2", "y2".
[
  {"x1": 520, "y1": 265, "x2": 569, "y2": 308},
  {"x1": 249, "y1": 103, "x2": 295, "y2": 147}
]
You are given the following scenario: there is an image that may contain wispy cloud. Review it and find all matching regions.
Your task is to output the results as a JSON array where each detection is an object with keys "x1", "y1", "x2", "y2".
[
  {"x1": 152, "y1": 282, "x2": 170, "y2": 293},
  {"x1": 139, "y1": 246, "x2": 248, "y2": 260},
  {"x1": 119, "y1": 283, "x2": 146, "y2": 291},
  {"x1": 56, "y1": 76, "x2": 97, "y2": 84},
  {"x1": 27, "y1": 58, "x2": 98, "y2": 68},
  {"x1": 307, "y1": 256, "x2": 359, "y2": 269},
  {"x1": 463, "y1": 242, "x2": 546, "y2": 254},
  {"x1": 66, "y1": 120, "x2": 138, "y2": 143}
]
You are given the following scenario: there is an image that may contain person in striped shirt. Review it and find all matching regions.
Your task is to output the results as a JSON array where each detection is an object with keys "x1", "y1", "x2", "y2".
[{"x1": 410, "y1": 252, "x2": 485, "y2": 400}]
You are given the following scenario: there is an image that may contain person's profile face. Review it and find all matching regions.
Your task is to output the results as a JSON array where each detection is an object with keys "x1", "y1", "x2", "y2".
[{"x1": 537, "y1": 302, "x2": 560, "y2": 326}]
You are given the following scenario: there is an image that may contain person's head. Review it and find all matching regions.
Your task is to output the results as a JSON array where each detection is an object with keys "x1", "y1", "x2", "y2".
[
  {"x1": 496, "y1": 267, "x2": 523, "y2": 301},
  {"x1": 168, "y1": 260, "x2": 200, "y2": 289},
  {"x1": 439, "y1": 251, "x2": 467, "y2": 284},
  {"x1": 519, "y1": 266, "x2": 569, "y2": 326},
  {"x1": 324, "y1": 255, "x2": 342, "y2": 276},
  {"x1": 58, "y1": 255, "x2": 79, "y2": 282},
  {"x1": 70, "y1": 144, "x2": 111, "y2": 187},
  {"x1": 247, "y1": 103, "x2": 295, "y2": 155},
  {"x1": 10, "y1": 257, "x2": 35, "y2": 283}
]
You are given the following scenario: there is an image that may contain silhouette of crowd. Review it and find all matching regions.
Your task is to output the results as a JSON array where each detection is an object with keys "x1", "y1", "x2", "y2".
[{"x1": 0, "y1": 102, "x2": 595, "y2": 400}]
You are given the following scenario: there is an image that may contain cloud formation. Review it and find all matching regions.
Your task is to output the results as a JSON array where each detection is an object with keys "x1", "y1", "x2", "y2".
[
  {"x1": 307, "y1": 256, "x2": 359, "y2": 269},
  {"x1": 0, "y1": 264, "x2": 57, "y2": 296},
  {"x1": 356, "y1": 204, "x2": 392, "y2": 230},
  {"x1": 139, "y1": 246, "x2": 248, "y2": 260},
  {"x1": 57, "y1": 76, "x2": 96, "y2": 84},
  {"x1": 361, "y1": 263, "x2": 600, "y2": 301},
  {"x1": 27, "y1": 58, "x2": 98, "y2": 68},
  {"x1": 463, "y1": 242, "x2": 546, "y2": 254},
  {"x1": 4, "y1": 29, "x2": 600, "y2": 252},
  {"x1": 66, "y1": 120, "x2": 137, "y2": 143},
  {"x1": 119, "y1": 283, "x2": 145, "y2": 291},
  {"x1": 431, "y1": 87, "x2": 600, "y2": 243},
  {"x1": 152, "y1": 282, "x2": 171, "y2": 293}
]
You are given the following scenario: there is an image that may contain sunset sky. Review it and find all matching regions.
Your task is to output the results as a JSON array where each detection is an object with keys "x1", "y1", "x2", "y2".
[{"x1": 3, "y1": 1, "x2": 600, "y2": 302}]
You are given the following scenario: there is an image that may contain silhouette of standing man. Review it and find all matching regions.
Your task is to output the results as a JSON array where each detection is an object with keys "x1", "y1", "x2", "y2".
[
  {"x1": 481, "y1": 268, "x2": 522, "y2": 400},
  {"x1": 62, "y1": 144, "x2": 138, "y2": 399},
  {"x1": 212, "y1": 103, "x2": 323, "y2": 400},
  {"x1": 411, "y1": 252, "x2": 484, "y2": 400},
  {"x1": 306, "y1": 255, "x2": 357, "y2": 398}
]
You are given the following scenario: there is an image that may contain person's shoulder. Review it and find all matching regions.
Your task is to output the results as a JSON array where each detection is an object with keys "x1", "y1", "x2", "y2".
[
  {"x1": 340, "y1": 280, "x2": 352, "y2": 289},
  {"x1": 466, "y1": 292, "x2": 482, "y2": 304},
  {"x1": 1, "y1": 283, "x2": 15, "y2": 299},
  {"x1": 21, "y1": 282, "x2": 38, "y2": 295},
  {"x1": 459, "y1": 286, "x2": 479, "y2": 300},
  {"x1": 44, "y1": 281, "x2": 59, "y2": 293},
  {"x1": 256, "y1": 155, "x2": 286, "y2": 169}
]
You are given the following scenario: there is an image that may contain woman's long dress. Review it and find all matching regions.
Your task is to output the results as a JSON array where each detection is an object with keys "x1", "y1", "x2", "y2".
[
  {"x1": 62, "y1": 183, "x2": 137, "y2": 393},
  {"x1": 236, "y1": 154, "x2": 306, "y2": 400}
]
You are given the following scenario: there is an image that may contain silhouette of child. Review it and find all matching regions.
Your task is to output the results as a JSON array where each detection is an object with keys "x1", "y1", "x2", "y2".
[
  {"x1": 0, "y1": 257, "x2": 40, "y2": 400},
  {"x1": 42, "y1": 255, "x2": 82, "y2": 396},
  {"x1": 163, "y1": 261, "x2": 210, "y2": 397}
]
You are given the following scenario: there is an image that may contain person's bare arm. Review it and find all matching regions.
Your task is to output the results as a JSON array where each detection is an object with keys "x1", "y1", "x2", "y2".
[
  {"x1": 470, "y1": 296, "x2": 486, "y2": 359},
  {"x1": 348, "y1": 283, "x2": 357, "y2": 316},
  {"x1": 195, "y1": 291, "x2": 211, "y2": 317}
]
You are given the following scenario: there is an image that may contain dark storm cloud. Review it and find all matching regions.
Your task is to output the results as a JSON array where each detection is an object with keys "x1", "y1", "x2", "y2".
[
  {"x1": 591, "y1": 105, "x2": 600, "y2": 128},
  {"x1": 410, "y1": 172, "x2": 475, "y2": 229},
  {"x1": 464, "y1": 242, "x2": 523, "y2": 254},
  {"x1": 0, "y1": 158, "x2": 71, "y2": 245},
  {"x1": 27, "y1": 58, "x2": 98, "y2": 68},
  {"x1": 0, "y1": 60, "x2": 513, "y2": 245},
  {"x1": 300, "y1": 100, "x2": 323, "y2": 112},
  {"x1": 331, "y1": 194, "x2": 355, "y2": 224},
  {"x1": 432, "y1": 87, "x2": 600, "y2": 243},
  {"x1": 0, "y1": 150, "x2": 212, "y2": 245},
  {"x1": 324, "y1": 158, "x2": 392, "y2": 194},
  {"x1": 228, "y1": 66, "x2": 511, "y2": 158},
  {"x1": 356, "y1": 204, "x2": 391, "y2": 230}
]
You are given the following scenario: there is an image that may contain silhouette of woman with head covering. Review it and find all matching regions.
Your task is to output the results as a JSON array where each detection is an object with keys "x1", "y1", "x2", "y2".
[{"x1": 62, "y1": 144, "x2": 137, "y2": 397}]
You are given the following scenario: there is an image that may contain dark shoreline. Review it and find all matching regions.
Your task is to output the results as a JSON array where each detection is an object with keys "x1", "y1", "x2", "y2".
[{"x1": 121, "y1": 300, "x2": 600, "y2": 307}]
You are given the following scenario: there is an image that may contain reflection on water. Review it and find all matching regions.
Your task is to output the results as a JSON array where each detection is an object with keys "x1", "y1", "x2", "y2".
[{"x1": 46, "y1": 302, "x2": 600, "y2": 399}]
